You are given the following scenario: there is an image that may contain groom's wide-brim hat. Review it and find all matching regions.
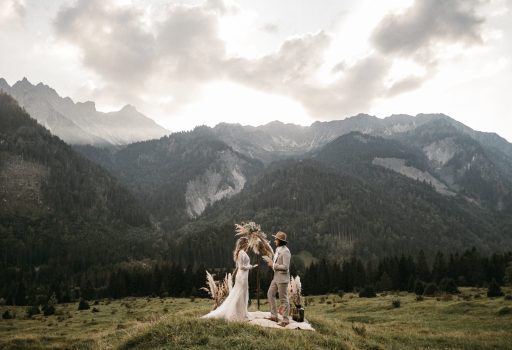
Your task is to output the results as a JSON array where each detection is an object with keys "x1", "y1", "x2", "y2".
[{"x1": 272, "y1": 231, "x2": 287, "y2": 243}]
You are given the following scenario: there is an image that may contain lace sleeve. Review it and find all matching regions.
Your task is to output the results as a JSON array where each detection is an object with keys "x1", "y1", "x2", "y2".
[{"x1": 238, "y1": 251, "x2": 253, "y2": 271}]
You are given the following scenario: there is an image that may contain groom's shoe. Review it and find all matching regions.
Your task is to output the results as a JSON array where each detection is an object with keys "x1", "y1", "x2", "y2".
[{"x1": 265, "y1": 316, "x2": 279, "y2": 322}]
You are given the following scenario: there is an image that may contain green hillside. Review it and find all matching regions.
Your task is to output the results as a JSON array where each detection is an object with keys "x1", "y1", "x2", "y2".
[
  {"x1": 0, "y1": 93, "x2": 161, "y2": 297},
  {"x1": 1, "y1": 290, "x2": 511, "y2": 350}
]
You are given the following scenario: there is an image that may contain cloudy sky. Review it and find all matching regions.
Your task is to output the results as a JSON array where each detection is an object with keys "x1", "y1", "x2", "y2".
[{"x1": 1, "y1": 0, "x2": 511, "y2": 141}]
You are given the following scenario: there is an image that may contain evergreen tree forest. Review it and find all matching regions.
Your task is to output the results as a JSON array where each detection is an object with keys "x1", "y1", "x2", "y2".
[
  {"x1": 1, "y1": 248, "x2": 510, "y2": 306},
  {"x1": 301, "y1": 248, "x2": 512, "y2": 295}
]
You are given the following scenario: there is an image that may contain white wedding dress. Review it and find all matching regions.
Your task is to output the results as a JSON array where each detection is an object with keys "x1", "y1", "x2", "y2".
[{"x1": 202, "y1": 250, "x2": 252, "y2": 321}]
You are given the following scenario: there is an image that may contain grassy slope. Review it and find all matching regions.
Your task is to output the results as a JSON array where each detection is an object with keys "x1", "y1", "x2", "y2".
[{"x1": 1, "y1": 288, "x2": 511, "y2": 350}]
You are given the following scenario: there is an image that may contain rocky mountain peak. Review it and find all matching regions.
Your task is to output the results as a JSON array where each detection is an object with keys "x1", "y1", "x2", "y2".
[
  {"x1": 0, "y1": 78, "x2": 9, "y2": 90},
  {"x1": 75, "y1": 101, "x2": 96, "y2": 113},
  {"x1": 385, "y1": 114, "x2": 414, "y2": 123},
  {"x1": 12, "y1": 77, "x2": 34, "y2": 91},
  {"x1": 120, "y1": 104, "x2": 137, "y2": 113},
  {"x1": 2, "y1": 77, "x2": 169, "y2": 146}
]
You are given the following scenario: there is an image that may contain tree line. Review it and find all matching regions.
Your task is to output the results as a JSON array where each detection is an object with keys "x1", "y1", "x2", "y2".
[
  {"x1": 302, "y1": 248, "x2": 512, "y2": 295},
  {"x1": 2, "y1": 248, "x2": 511, "y2": 307}
]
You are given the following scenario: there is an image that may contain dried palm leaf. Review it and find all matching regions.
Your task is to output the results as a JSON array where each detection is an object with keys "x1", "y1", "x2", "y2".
[{"x1": 234, "y1": 221, "x2": 274, "y2": 260}]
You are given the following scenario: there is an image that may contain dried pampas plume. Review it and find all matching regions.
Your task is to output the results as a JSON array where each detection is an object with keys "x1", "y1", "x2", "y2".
[
  {"x1": 201, "y1": 271, "x2": 233, "y2": 310},
  {"x1": 288, "y1": 275, "x2": 303, "y2": 307},
  {"x1": 235, "y1": 221, "x2": 273, "y2": 260}
]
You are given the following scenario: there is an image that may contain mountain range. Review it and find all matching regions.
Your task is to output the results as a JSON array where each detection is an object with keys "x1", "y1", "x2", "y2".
[
  {"x1": 1, "y1": 80, "x2": 512, "y2": 269},
  {"x1": 72, "y1": 114, "x2": 512, "y2": 266},
  {"x1": 0, "y1": 77, "x2": 169, "y2": 145}
]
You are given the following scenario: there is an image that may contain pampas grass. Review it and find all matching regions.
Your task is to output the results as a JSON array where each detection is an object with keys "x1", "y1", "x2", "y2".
[
  {"x1": 201, "y1": 271, "x2": 233, "y2": 310},
  {"x1": 288, "y1": 275, "x2": 303, "y2": 307}
]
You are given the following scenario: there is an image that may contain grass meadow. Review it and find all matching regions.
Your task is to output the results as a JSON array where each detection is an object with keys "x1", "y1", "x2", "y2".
[{"x1": 1, "y1": 288, "x2": 512, "y2": 350}]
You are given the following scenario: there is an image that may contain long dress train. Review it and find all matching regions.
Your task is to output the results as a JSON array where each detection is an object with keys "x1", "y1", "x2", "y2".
[{"x1": 202, "y1": 250, "x2": 252, "y2": 321}]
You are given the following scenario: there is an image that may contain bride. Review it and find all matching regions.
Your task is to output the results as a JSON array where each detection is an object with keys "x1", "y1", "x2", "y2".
[{"x1": 202, "y1": 237, "x2": 257, "y2": 321}]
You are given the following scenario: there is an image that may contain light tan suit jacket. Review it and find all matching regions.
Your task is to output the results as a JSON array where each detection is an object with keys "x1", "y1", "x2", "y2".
[{"x1": 273, "y1": 246, "x2": 291, "y2": 283}]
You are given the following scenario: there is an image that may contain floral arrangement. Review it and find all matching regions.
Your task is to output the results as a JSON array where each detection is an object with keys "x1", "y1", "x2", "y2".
[
  {"x1": 288, "y1": 275, "x2": 302, "y2": 307},
  {"x1": 201, "y1": 270, "x2": 233, "y2": 310},
  {"x1": 234, "y1": 221, "x2": 273, "y2": 260}
]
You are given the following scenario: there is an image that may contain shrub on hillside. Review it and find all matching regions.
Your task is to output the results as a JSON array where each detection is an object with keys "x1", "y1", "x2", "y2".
[
  {"x1": 2, "y1": 310, "x2": 15, "y2": 319},
  {"x1": 487, "y1": 279, "x2": 504, "y2": 298},
  {"x1": 439, "y1": 278, "x2": 460, "y2": 294},
  {"x1": 358, "y1": 286, "x2": 377, "y2": 298},
  {"x1": 43, "y1": 305, "x2": 55, "y2": 316},
  {"x1": 78, "y1": 298, "x2": 90, "y2": 310},
  {"x1": 423, "y1": 283, "x2": 439, "y2": 297},
  {"x1": 26, "y1": 304, "x2": 40, "y2": 318},
  {"x1": 498, "y1": 307, "x2": 511, "y2": 315},
  {"x1": 43, "y1": 293, "x2": 57, "y2": 316},
  {"x1": 441, "y1": 294, "x2": 453, "y2": 301},
  {"x1": 392, "y1": 298, "x2": 401, "y2": 308},
  {"x1": 414, "y1": 280, "x2": 426, "y2": 295}
]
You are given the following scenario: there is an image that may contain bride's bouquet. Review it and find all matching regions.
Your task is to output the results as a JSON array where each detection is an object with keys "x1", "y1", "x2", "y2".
[
  {"x1": 201, "y1": 270, "x2": 233, "y2": 310},
  {"x1": 234, "y1": 221, "x2": 273, "y2": 260}
]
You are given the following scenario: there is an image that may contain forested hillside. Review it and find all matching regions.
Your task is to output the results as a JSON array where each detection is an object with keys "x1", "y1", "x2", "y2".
[
  {"x1": 175, "y1": 155, "x2": 509, "y2": 266},
  {"x1": 75, "y1": 127, "x2": 263, "y2": 231},
  {"x1": 0, "y1": 93, "x2": 163, "y2": 302}
]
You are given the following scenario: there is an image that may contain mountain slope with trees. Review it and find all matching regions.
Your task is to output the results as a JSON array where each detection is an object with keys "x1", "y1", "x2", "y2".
[
  {"x1": 0, "y1": 93, "x2": 164, "y2": 302},
  {"x1": 75, "y1": 127, "x2": 264, "y2": 231},
  {"x1": 175, "y1": 152, "x2": 510, "y2": 266}
]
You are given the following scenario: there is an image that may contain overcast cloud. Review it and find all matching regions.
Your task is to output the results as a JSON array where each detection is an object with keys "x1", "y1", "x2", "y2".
[
  {"x1": 372, "y1": 0, "x2": 485, "y2": 57},
  {"x1": 2, "y1": 0, "x2": 509, "y2": 139},
  {"x1": 0, "y1": 0, "x2": 26, "y2": 27},
  {"x1": 51, "y1": 0, "x2": 493, "y2": 120}
]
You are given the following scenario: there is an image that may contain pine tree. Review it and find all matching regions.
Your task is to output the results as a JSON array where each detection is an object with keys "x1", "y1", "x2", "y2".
[
  {"x1": 78, "y1": 298, "x2": 90, "y2": 310},
  {"x1": 487, "y1": 278, "x2": 504, "y2": 297},
  {"x1": 423, "y1": 282, "x2": 438, "y2": 297},
  {"x1": 505, "y1": 262, "x2": 512, "y2": 286},
  {"x1": 439, "y1": 278, "x2": 460, "y2": 294},
  {"x1": 415, "y1": 250, "x2": 430, "y2": 281},
  {"x1": 43, "y1": 292, "x2": 57, "y2": 316},
  {"x1": 15, "y1": 280, "x2": 26, "y2": 306},
  {"x1": 431, "y1": 252, "x2": 447, "y2": 283},
  {"x1": 358, "y1": 285, "x2": 376, "y2": 298},
  {"x1": 413, "y1": 279, "x2": 426, "y2": 295},
  {"x1": 376, "y1": 272, "x2": 392, "y2": 291}
]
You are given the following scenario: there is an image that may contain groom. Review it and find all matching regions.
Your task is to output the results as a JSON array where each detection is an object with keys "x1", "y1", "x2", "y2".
[{"x1": 266, "y1": 231, "x2": 291, "y2": 326}]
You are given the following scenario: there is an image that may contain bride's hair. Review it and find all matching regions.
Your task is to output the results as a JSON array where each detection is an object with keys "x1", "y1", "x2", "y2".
[{"x1": 233, "y1": 237, "x2": 249, "y2": 262}]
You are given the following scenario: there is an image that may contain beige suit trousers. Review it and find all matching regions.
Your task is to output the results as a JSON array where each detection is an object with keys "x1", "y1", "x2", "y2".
[{"x1": 268, "y1": 279, "x2": 290, "y2": 321}]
